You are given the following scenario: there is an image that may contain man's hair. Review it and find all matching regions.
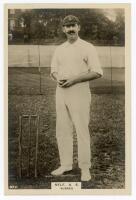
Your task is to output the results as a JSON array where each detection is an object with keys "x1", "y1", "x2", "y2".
[{"x1": 62, "y1": 15, "x2": 80, "y2": 26}]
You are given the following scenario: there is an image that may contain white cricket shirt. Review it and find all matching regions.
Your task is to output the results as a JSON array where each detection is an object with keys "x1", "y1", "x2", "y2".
[{"x1": 51, "y1": 37, "x2": 103, "y2": 79}]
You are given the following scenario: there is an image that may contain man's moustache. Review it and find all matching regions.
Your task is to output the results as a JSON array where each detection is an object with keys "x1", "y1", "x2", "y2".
[{"x1": 67, "y1": 31, "x2": 75, "y2": 34}]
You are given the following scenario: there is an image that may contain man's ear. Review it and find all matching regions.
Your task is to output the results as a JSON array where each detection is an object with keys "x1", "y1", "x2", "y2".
[
  {"x1": 78, "y1": 25, "x2": 81, "y2": 32},
  {"x1": 62, "y1": 26, "x2": 66, "y2": 33}
]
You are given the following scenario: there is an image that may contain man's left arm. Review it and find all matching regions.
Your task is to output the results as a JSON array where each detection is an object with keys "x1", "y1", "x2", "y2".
[{"x1": 61, "y1": 71, "x2": 101, "y2": 88}]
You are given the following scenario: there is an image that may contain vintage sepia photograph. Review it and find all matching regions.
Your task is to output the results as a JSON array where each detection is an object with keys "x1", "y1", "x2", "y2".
[{"x1": 5, "y1": 3, "x2": 131, "y2": 195}]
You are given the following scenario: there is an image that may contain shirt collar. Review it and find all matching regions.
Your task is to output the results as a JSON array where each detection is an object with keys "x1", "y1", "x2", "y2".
[{"x1": 64, "y1": 37, "x2": 81, "y2": 48}]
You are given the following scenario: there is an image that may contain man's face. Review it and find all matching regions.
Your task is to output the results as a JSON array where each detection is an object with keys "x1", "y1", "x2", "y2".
[{"x1": 63, "y1": 23, "x2": 80, "y2": 40}]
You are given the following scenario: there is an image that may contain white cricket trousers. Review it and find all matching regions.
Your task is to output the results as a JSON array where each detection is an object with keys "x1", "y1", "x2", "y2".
[{"x1": 56, "y1": 82, "x2": 91, "y2": 170}]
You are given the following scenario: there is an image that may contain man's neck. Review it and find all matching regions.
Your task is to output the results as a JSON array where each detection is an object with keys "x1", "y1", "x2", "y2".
[{"x1": 67, "y1": 36, "x2": 79, "y2": 44}]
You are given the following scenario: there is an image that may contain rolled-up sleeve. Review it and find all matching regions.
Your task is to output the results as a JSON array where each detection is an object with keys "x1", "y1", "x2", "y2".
[{"x1": 88, "y1": 45, "x2": 103, "y2": 76}]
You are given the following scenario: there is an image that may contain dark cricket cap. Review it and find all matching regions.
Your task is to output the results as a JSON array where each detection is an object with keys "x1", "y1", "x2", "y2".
[{"x1": 62, "y1": 15, "x2": 80, "y2": 26}]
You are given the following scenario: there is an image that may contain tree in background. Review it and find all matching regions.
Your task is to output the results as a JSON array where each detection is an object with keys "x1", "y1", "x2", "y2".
[
  {"x1": 9, "y1": 8, "x2": 125, "y2": 46},
  {"x1": 113, "y1": 9, "x2": 125, "y2": 45}
]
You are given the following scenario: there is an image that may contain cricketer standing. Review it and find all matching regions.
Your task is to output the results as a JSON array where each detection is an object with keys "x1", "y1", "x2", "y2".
[{"x1": 50, "y1": 15, "x2": 103, "y2": 181}]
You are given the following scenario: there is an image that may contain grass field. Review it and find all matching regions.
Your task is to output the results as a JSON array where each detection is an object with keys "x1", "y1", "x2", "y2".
[{"x1": 8, "y1": 67, "x2": 125, "y2": 189}]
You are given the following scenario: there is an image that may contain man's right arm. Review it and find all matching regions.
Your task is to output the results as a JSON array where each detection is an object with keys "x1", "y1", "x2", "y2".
[{"x1": 50, "y1": 48, "x2": 59, "y2": 82}]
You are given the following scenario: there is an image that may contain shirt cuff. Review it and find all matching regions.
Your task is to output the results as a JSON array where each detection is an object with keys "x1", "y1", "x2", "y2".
[
  {"x1": 88, "y1": 68, "x2": 103, "y2": 76},
  {"x1": 50, "y1": 71, "x2": 58, "y2": 81}
]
